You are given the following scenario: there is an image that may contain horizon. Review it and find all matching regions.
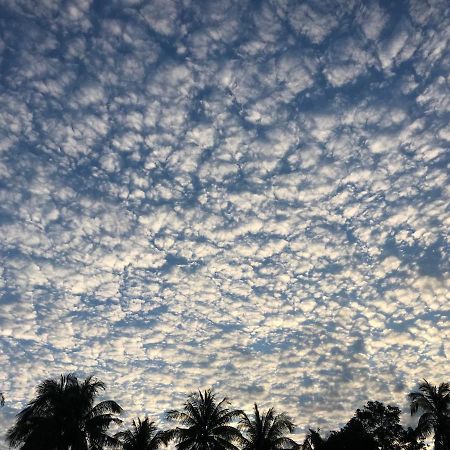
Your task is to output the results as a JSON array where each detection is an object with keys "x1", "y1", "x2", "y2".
[
  {"x1": 0, "y1": 374, "x2": 439, "y2": 446},
  {"x1": 0, "y1": 0, "x2": 449, "y2": 448}
]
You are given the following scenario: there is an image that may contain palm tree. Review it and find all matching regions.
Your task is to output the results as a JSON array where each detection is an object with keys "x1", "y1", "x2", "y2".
[
  {"x1": 165, "y1": 388, "x2": 242, "y2": 450},
  {"x1": 238, "y1": 404, "x2": 298, "y2": 450},
  {"x1": 115, "y1": 417, "x2": 167, "y2": 450},
  {"x1": 7, "y1": 373, "x2": 122, "y2": 450},
  {"x1": 301, "y1": 430, "x2": 325, "y2": 450},
  {"x1": 408, "y1": 380, "x2": 450, "y2": 450}
]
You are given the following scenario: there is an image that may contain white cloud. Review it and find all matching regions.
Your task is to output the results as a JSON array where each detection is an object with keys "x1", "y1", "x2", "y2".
[
  {"x1": 142, "y1": 0, "x2": 179, "y2": 36},
  {"x1": 1, "y1": 0, "x2": 449, "y2": 447},
  {"x1": 288, "y1": 2, "x2": 339, "y2": 44},
  {"x1": 358, "y1": 1, "x2": 388, "y2": 41}
]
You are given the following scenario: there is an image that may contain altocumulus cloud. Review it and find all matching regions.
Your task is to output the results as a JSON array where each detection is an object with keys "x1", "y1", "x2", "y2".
[{"x1": 0, "y1": 0, "x2": 449, "y2": 445}]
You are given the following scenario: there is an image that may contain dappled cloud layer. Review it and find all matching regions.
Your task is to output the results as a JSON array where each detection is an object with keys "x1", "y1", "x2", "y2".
[{"x1": 0, "y1": 0, "x2": 449, "y2": 444}]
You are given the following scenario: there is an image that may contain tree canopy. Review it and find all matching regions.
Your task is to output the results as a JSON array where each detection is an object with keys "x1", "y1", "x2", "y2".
[
  {"x1": 6, "y1": 374, "x2": 122, "y2": 450},
  {"x1": 238, "y1": 403, "x2": 297, "y2": 450},
  {"x1": 4, "y1": 375, "x2": 450, "y2": 450},
  {"x1": 408, "y1": 380, "x2": 450, "y2": 450},
  {"x1": 165, "y1": 388, "x2": 242, "y2": 450}
]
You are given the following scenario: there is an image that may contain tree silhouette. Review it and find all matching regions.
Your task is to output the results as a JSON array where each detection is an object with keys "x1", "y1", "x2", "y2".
[
  {"x1": 301, "y1": 429, "x2": 325, "y2": 450},
  {"x1": 354, "y1": 401, "x2": 405, "y2": 450},
  {"x1": 4, "y1": 376, "x2": 450, "y2": 450},
  {"x1": 324, "y1": 418, "x2": 378, "y2": 450},
  {"x1": 408, "y1": 380, "x2": 450, "y2": 450},
  {"x1": 6, "y1": 373, "x2": 122, "y2": 450},
  {"x1": 402, "y1": 427, "x2": 426, "y2": 450},
  {"x1": 115, "y1": 417, "x2": 167, "y2": 450},
  {"x1": 165, "y1": 389, "x2": 242, "y2": 450},
  {"x1": 238, "y1": 403, "x2": 298, "y2": 450}
]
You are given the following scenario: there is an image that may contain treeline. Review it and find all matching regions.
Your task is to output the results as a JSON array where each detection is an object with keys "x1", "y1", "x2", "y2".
[{"x1": 3, "y1": 374, "x2": 450, "y2": 450}]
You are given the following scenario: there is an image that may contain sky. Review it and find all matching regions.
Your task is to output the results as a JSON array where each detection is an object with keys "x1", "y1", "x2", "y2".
[{"x1": 0, "y1": 0, "x2": 449, "y2": 446}]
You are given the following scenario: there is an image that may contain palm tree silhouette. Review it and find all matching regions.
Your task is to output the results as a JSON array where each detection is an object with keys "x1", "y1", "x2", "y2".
[
  {"x1": 301, "y1": 429, "x2": 325, "y2": 450},
  {"x1": 165, "y1": 388, "x2": 242, "y2": 450},
  {"x1": 115, "y1": 417, "x2": 167, "y2": 450},
  {"x1": 408, "y1": 380, "x2": 450, "y2": 450},
  {"x1": 238, "y1": 403, "x2": 298, "y2": 450},
  {"x1": 6, "y1": 373, "x2": 122, "y2": 450}
]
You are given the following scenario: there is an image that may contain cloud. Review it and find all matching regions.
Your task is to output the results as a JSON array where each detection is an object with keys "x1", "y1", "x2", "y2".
[
  {"x1": 141, "y1": 0, "x2": 180, "y2": 36},
  {"x1": 1, "y1": 0, "x2": 449, "y2": 447}
]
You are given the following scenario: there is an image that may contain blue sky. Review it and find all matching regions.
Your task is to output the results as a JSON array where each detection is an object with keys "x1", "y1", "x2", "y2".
[{"x1": 0, "y1": 0, "x2": 449, "y2": 444}]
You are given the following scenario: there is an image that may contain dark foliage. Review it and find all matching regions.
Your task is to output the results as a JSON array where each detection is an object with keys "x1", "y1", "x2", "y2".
[
  {"x1": 302, "y1": 402, "x2": 427, "y2": 450},
  {"x1": 165, "y1": 388, "x2": 242, "y2": 450},
  {"x1": 4, "y1": 376, "x2": 450, "y2": 450},
  {"x1": 323, "y1": 418, "x2": 378, "y2": 450},
  {"x1": 408, "y1": 380, "x2": 450, "y2": 450},
  {"x1": 301, "y1": 429, "x2": 325, "y2": 450},
  {"x1": 402, "y1": 427, "x2": 427, "y2": 450},
  {"x1": 6, "y1": 374, "x2": 122, "y2": 450},
  {"x1": 115, "y1": 417, "x2": 167, "y2": 450},
  {"x1": 238, "y1": 403, "x2": 297, "y2": 450},
  {"x1": 354, "y1": 401, "x2": 405, "y2": 450}
]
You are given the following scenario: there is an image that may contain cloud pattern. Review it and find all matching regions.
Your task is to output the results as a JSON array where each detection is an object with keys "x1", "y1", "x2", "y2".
[{"x1": 0, "y1": 0, "x2": 449, "y2": 444}]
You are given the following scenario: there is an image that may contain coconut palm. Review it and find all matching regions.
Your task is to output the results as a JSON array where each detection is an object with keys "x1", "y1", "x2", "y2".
[
  {"x1": 6, "y1": 373, "x2": 122, "y2": 450},
  {"x1": 238, "y1": 404, "x2": 298, "y2": 450},
  {"x1": 408, "y1": 380, "x2": 450, "y2": 450},
  {"x1": 165, "y1": 388, "x2": 242, "y2": 450},
  {"x1": 115, "y1": 417, "x2": 167, "y2": 450},
  {"x1": 301, "y1": 430, "x2": 325, "y2": 450}
]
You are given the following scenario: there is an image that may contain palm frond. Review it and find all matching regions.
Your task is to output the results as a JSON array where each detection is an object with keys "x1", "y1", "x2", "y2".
[
  {"x1": 239, "y1": 404, "x2": 296, "y2": 450},
  {"x1": 166, "y1": 389, "x2": 241, "y2": 450},
  {"x1": 175, "y1": 437, "x2": 196, "y2": 450},
  {"x1": 90, "y1": 431, "x2": 122, "y2": 449},
  {"x1": 416, "y1": 413, "x2": 435, "y2": 438},
  {"x1": 216, "y1": 409, "x2": 243, "y2": 426},
  {"x1": 212, "y1": 425, "x2": 243, "y2": 440},
  {"x1": 213, "y1": 435, "x2": 241, "y2": 450},
  {"x1": 273, "y1": 436, "x2": 299, "y2": 449},
  {"x1": 262, "y1": 407, "x2": 276, "y2": 437},
  {"x1": 238, "y1": 411, "x2": 255, "y2": 433},
  {"x1": 89, "y1": 400, "x2": 123, "y2": 418},
  {"x1": 166, "y1": 410, "x2": 197, "y2": 426}
]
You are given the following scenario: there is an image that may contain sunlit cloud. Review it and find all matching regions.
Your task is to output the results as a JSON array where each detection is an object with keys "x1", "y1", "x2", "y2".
[{"x1": 0, "y1": 0, "x2": 449, "y2": 446}]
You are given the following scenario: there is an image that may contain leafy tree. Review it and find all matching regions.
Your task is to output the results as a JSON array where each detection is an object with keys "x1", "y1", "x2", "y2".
[
  {"x1": 238, "y1": 403, "x2": 298, "y2": 450},
  {"x1": 165, "y1": 389, "x2": 242, "y2": 450},
  {"x1": 354, "y1": 401, "x2": 405, "y2": 450},
  {"x1": 324, "y1": 418, "x2": 378, "y2": 450},
  {"x1": 408, "y1": 380, "x2": 450, "y2": 450},
  {"x1": 6, "y1": 373, "x2": 122, "y2": 450},
  {"x1": 301, "y1": 413, "x2": 425, "y2": 450},
  {"x1": 115, "y1": 417, "x2": 167, "y2": 450}
]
